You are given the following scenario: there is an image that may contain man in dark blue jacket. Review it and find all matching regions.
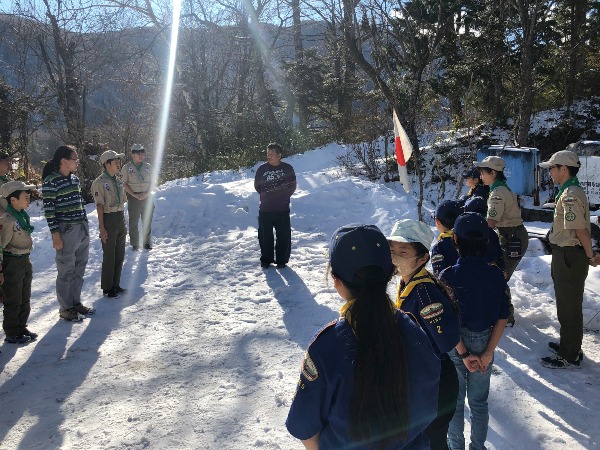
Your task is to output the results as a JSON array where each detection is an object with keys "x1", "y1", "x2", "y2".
[{"x1": 254, "y1": 143, "x2": 296, "y2": 269}]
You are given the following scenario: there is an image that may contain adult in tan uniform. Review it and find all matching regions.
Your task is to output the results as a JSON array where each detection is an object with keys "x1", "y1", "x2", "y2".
[
  {"x1": 475, "y1": 156, "x2": 528, "y2": 326},
  {"x1": 92, "y1": 150, "x2": 126, "y2": 298},
  {"x1": 0, "y1": 181, "x2": 36, "y2": 344},
  {"x1": 121, "y1": 144, "x2": 154, "y2": 250},
  {"x1": 539, "y1": 151, "x2": 599, "y2": 369},
  {"x1": 0, "y1": 152, "x2": 13, "y2": 214}
]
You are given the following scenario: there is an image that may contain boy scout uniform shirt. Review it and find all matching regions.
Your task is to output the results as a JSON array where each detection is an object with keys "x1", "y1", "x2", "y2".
[
  {"x1": 121, "y1": 162, "x2": 152, "y2": 194},
  {"x1": 431, "y1": 232, "x2": 459, "y2": 276},
  {"x1": 286, "y1": 312, "x2": 440, "y2": 449},
  {"x1": 396, "y1": 267, "x2": 460, "y2": 356},
  {"x1": 487, "y1": 185, "x2": 523, "y2": 227},
  {"x1": 0, "y1": 212, "x2": 34, "y2": 261},
  {"x1": 550, "y1": 185, "x2": 590, "y2": 247},
  {"x1": 91, "y1": 173, "x2": 125, "y2": 212},
  {"x1": 440, "y1": 256, "x2": 509, "y2": 332}
]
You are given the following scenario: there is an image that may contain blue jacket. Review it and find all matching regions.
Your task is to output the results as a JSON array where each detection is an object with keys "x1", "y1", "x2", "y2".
[
  {"x1": 485, "y1": 229, "x2": 505, "y2": 272},
  {"x1": 286, "y1": 312, "x2": 440, "y2": 449},
  {"x1": 440, "y1": 256, "x2": 509, "y2": 332},
  {"x1": 396, "y1": 267, "x2": 460, "y2": 357},
  {"x1": 431, "y1": 232, "x2": 459, "y2": 276}
]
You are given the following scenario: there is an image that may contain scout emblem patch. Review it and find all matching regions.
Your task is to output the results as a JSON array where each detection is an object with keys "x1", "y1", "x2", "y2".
[
  {"x1": 565, "y1": 212, "x2": 576, "y2": 221},
  {"x1": 104, "y1": 182, "x2": 111, "y2": 191},
  {"x1": 301, "y1": 352, "x2": 318, "y2": 381},
  {"x1": 431, "y1": 254, "x2": 444, "y2": 263},
  {"x1": 488, "y1": 208, "x2": 497, "y2": 217},
  {"x1": 420, "y1": 302, "x2": 444, "y2": 320}
]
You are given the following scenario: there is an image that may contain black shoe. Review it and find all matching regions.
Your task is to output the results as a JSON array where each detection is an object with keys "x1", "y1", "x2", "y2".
[
  {"x1": 131, "y1": 246, "x2": 140, "y2": 251},
  {"x1": 114, "y1": 286, "x2": 127, "y2": 294},
  {"x1": 547, "y1": 341, "x2": 584, "y2": 362},
  {"x1": 261, "y1": 262, "x2": 272, "y2": 268},
  {"x1": 21, "y1": 328, "x2": 38, "y2": 340},
  {"x1": 103, "y1": 288, "x2": 119, "y2": 298},
  {"x1": 4, "y1": 334, "x2": 30, "y2": 344},
  {"x1": 276, "y1": 263, "x2": 287, "y2": 269},
  {"x1": 540, "y1": 355, "x2": 581, "y2": 369},
  {"x1": 143, "y1": 244, "x2": 152, "y2": 250}
]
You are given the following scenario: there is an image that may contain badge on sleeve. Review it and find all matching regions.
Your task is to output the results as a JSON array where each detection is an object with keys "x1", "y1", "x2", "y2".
[
  {"x1": 104, "y1": 182, "x2": 111, "y2": 191},
  {"x1": 301, "y1": 351, "x2": 318, "y2": 382},
  {"x1": 488, "y1": 208, "x2": 497, "y2": 217},
  {"x1": 565, "y1": 212, "x2": 576, "y2": 221},
  {"x1": 420, "y1": 302, "x2": 444, "y2": 320}
]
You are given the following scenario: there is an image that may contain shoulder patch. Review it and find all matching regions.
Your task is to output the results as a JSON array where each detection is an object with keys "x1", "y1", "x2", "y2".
[
  {"x1": 488, "y1": 209, "x2": 497, "y2": 217},
  {"x1": 563, "y1": 196, "x2": 577, "y2": 204},
  {"x1": 301, "y1": 352, "x2": 319, "y2": 382},
  {"x1": 565, "y1": 211, "x2": 576, "y2": 221},
  {"x1": 490, "y1": 195, "x2": 503, "y2": 202},
  {"x1": 420, "y1": 302, "x2": 444, "y2": 320},
  {"x1": 431, "y1": 254, "x2": 444, "y2": 263}
]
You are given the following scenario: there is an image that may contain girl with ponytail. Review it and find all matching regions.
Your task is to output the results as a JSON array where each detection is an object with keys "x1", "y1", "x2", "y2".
[{"x1": 287, "y1": 224, "x2": 440, "y2": 449}]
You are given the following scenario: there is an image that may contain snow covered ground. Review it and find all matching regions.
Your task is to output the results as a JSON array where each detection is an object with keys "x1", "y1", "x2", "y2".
[{"x1": 0, "y1": 142, "x2": 599, "y2": 449}]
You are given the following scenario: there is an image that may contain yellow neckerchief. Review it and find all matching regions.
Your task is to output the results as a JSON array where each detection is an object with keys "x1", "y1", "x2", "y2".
[
  {"x1": 340, "y1": 300, "x2": 353, "y2": 321},
  {"x1": 395, "y1": 266, "x2": 435, "y2": 308},
  {"x1": 437, "y1": 229, "x2": 453, "y2": 241},
  {"x1": 467, "y1": 186, "x2": 474, "y2": 196}
]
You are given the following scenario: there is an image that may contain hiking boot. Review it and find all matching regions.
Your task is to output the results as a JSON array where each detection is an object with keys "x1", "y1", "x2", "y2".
[
  {"x1": 103, "y1": 288, "x2": 119, "y2": 298},
  {"x1": 114, "y1": 286, "x2": 127, "y2": 294},
  {"x1": 4, "y1": 334, "x2": 30, "y2": 344},
  {"x1": 540, "y1": 355, "x2": 581, "y2": 369},
  {"x1": 59, "y1": 308, "x2": 83, "y2": 322},
  {"x1": 261, "y1": 262, "x2": 272, "y2": 269},
  {"x1": 20, "y1": 328, "x2": 38, "y2": 340},
  {"x1": 547, "y1": 341, "x2": 584, "y2": 362},
  {"x1": 73, "y1": 303, "x2": 95, "y2": 315}
]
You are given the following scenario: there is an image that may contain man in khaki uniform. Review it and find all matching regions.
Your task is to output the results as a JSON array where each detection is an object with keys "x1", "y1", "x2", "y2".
[
  {"x1": 0, "y1": 152, "x2": 13, "y2": 214},
  {"x1": 92, "y1": 150, "x2": 126, "y2": 298},
  {"x1": 121, "y1": 144, "x2": 154, "y2": 250},
  {"x1": 0, "y1": 180, "x2": 36, "y2": 344},
  {"x1": 539, "y1": 150, "x2": 599, "y2": 369}
]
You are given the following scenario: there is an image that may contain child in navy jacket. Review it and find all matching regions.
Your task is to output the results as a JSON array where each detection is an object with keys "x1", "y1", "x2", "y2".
[
  {"x1": 431, "y1": 200, "x2": 462, "y2": 276},
  {"x1": 440, "y1": 212, "x2": 509, "y2": 450}
]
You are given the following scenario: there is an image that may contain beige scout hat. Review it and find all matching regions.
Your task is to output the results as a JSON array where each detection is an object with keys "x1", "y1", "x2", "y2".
[
  {"x1": 100, "y1": 150, "x2": 125, "y2": 164},
  {"x1": 0, "y1": 180, "x2": 36, "y2": 198},
  {"x1": 539, "y1": 150, "x2": 580, "y2": 169},
  {"x1": 473, "y1": 156, "x2": 506, "y2": 172}
]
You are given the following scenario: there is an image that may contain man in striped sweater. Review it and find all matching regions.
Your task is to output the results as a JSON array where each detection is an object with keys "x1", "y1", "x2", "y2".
[{"x1": 42, "y1": 145, "x2": 95, "y2": 321}]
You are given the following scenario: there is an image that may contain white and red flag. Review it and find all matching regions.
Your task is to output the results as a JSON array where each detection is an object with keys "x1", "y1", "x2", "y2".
[{"x1": 392, "y1": 109, "x2": 413, "y2": 193}]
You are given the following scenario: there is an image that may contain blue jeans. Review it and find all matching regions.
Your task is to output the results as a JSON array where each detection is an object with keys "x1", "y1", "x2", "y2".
[{"x1": 448, "y1": 328, "x2": 492, "y2": 450}]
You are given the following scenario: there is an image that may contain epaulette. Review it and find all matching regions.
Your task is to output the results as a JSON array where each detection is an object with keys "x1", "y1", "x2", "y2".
[{"x1": 307, "y1": 319, "x2": 338, "y2": 348}]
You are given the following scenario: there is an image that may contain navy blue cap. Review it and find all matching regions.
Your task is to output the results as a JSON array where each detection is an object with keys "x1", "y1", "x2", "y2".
[
  {"x1": 329, "y1": 224, "x2": 394, "y2": 285},
  {"x1": 454, "y1": 212, "x2": 489, "y2": 241},
  {"x1": 464, "y1": 196, "x2": 488, "y2": 216},
  {"x1": 435, "y1": 200, "x2": 462, "y2": 228},
  {"x1": 462, "y1": 166, "x2": 481, "y2": 179}
]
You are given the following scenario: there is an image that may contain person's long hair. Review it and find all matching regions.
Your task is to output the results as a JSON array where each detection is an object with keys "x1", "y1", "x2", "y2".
[
  {"x1": 42, "y1": 145, "x2": 76, "y2": 180},
  {"x1": 341, "y1": 266, "x2": 410, "y2": 445}
]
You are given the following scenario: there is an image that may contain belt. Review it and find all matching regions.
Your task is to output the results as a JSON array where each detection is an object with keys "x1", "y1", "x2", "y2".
[
  {"x1": 550, "y1": 243, "x2": 584, "y2": 251},
  {"x1": 3, "y1": 252, "x2": 30, "y2": 258},
  {"x1": 104, "y1": 210, "x2": 124, "y2": 215}
]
